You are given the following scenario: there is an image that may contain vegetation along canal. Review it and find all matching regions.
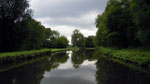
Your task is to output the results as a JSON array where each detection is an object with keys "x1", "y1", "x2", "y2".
[{"x1": 0, "y1": 50, "x2": 150, "y2": 84}]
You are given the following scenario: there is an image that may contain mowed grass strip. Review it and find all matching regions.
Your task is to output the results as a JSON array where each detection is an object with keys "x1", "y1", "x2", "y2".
[
  {"x1": 99, "y1": 47, "x2": 150, "y2": 65},
  {"x1": 0, "y1": 49, "x2": 51, "y2": 58},
  {"x1": 0, "y1": 48, "x2": 72, "y2": 58}
]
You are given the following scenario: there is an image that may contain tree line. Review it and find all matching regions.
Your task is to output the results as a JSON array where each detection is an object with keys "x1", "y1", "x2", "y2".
[
  {"x1": 95, "y1": 0, "x2": 150, "y2": 48},
  {"x1": 71, "y1": 29, "x2": 95, "y2": 48},
  {"x1": 0, "y1": 0, "x2": 69, "y2": 52}
]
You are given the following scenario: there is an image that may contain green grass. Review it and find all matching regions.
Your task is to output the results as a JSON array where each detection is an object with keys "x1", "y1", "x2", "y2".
[
  {"x1": 51, "y1": 48, "x2": 71, "y2": 52},
  {"x1": 0, "y1": 49, "x2": 51, "y2": 58},
  {"x1": 0, "y1": 48, "x2": 72, "y2": 72},
  {"x1": 99, "y1": 47, "x2": 150, "y2": 65},
  {"x1": 0, "y1": 48, "x2": 71, "y2": 58},
  {"x1": 0, "y1": 48, "x2": 72, "y2": 64},
  {"x1": 0, "y1": 55, "x2": 50, "y2": 72}
]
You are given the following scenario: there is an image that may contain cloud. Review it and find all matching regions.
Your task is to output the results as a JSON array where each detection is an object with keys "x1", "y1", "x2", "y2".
[
  {"x1": 42, "y1": 64, "x2": 96, "y2": 84},
  {"x1": 30, "y1": 0, "x2": 107, "y2": 42},
  {"x1": 30, "y1": 0, "x2": 107, "y2": 18},
  {"x1": 35, "y1": 11, "x2": 98, "y2": 29}
]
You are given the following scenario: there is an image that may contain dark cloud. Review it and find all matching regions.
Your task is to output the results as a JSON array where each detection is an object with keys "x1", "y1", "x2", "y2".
[
  {"x1": 30, "y1": 0, "x2": 108, "y2": 40},
  {"x1": 31, "y1": 0, "x2": 108, "y2": 18}
]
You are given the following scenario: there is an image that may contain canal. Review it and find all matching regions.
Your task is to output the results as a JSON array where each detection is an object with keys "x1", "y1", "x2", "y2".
[{"x1": 0, "y1": 50, "x2": 150, "y2": 84}]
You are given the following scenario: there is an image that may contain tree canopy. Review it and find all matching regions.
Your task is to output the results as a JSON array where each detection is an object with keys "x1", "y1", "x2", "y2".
[
  {"x1": 95, "y1": 0, "x2": 150, "y2": 48},
  {"x1": 0, "y1": 0, "x2": 69, "y2": 52},
  {"x1": 71, "y1": 29, "x2": 85, "y2": 48}
]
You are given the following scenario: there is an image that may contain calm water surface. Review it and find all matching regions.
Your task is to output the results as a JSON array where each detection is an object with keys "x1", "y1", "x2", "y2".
[{"x1": 0, "y1": 50, "x2": 150, "y2": 84}]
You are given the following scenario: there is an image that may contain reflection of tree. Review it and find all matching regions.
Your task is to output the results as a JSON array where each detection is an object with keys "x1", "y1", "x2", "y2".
[
  {"x1": 85, "y1": 50, "x2": 96, "y2": 61},
  {"x1": 95, "y1": 57, "x2": 150, "y2": 84},
  {"x1": 52, "y1": 52, "x2": 69, "y2": 64},
  {"x1": 71, "y1": 49, "x2": 99, "y2": 68},
  {"x1": 0, "y1": 52, "x2": 69, "y2": 84},
  {"x1": 71, "y1": 50, "x2": 86, "y2": 68}
]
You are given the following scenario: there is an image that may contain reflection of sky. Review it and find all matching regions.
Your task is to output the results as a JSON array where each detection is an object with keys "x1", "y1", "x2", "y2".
[{"x1": 41, "y1": 51, "x2": 96, "y2": 84}]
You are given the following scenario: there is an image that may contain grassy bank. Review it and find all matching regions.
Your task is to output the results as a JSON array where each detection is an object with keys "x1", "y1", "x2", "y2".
[
  {"x1": 0, "y1": 49, "x2": 51, "y2": 58},
  {"x1": 0, "y1": 48, "x2": 71, "y2": 64},
  {"x1": 0, "y1": 48, "x2": 71, "y2": 57},
  {"x1": 98, "y1": 47, "x2": 150, "y2": 66}
]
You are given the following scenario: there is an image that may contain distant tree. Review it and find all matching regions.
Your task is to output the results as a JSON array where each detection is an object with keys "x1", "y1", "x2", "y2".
[
  {"x1": 56, "y1": 36, "x2": 69, "y2": 48},
  {"x1": 71, "y1": 50, "x2": 85, "y2": 68},
  {"x1": 71, "y1": 29, "x2": 85, "y2": 48},
  {"x1": 43, "y1": 28, "x2": 60, "y2": 48},
  {"x1": 85, "y1": 36, "x2": 95, "y2": 48},
  {"x1": 44, "y1": 29, "x2": 69, "y2": 48},
  {"x1": 44, "y1": 28, "x2": 53, "y2": 48},
  {"x1": 45, "y1": 28, "x2": 53, "y2": 40},
  {"x1": 50, "y1": 30, "x2": 60, "y2": 48}
]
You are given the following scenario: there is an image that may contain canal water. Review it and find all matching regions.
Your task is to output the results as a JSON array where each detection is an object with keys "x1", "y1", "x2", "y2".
[{"x1": 0, "y1": 50, "x2": 150, "y2": 84}]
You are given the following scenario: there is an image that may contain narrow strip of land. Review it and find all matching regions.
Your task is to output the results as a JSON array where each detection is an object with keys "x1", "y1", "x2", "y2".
[
  {"x1": 98, "y1": 47, "x2": 150, "y2": 66},
  {"x1": 0, "y1": 48, "x2": 71, "y2": 64},
  {"x1": 0, "y1": 48, "x2": 71, "y2": 57}
]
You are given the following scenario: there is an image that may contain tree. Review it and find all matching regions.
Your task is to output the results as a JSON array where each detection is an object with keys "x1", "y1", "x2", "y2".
[
  {"x1": 71, "y1": 50, "x2": 85, "y2": 68},
  {"x1": 95, "y1": 0, "x2": 141, "y2": 48},
  {"x1": 56, "y1": 36, "x2": 69, "y2": 48},
  {"x1": 0, "y1": 0, "x2": 31, "y2": 52},
  {"x1": 95, "y1": 12, "x2": 108, "y2": 47},
  {"x1": 131, "y1": 0, "x2": 150, "y2": 47},
  {"x1": 44, "y1": 29, "x2": 69, "y2": 48},
  {"x1": 71, "y1": 29, "x2": 85, "y2": 48},
  {"x1": 85, "y1": 36, "x2": 95, "y2": 48},
  {"x1": 44, "y1": 28, "x2": 53, "y2": 48},
  {"x1": 14, "y1": 18, "x2": 46, "y2": 50}
]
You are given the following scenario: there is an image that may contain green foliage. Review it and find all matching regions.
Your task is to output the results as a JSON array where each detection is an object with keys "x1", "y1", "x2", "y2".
[
  {"x1": 44, "y1": 29, "x2": 69, "y2": 48},
  {"x1": 14, "y1": 18, "x2": 46, "y2": 50},
  {"x1": 55, "y1": 36, "x2": 69, "y2": 48},
  {"x1": 71, "y1": 29, "x2": 85, "y2": 48},
  {"x1": 0, "y1": 49, "x2": 51, "y2": 58},
  {"x1": 131, "y1": 0, "x2": 150, "y2": 46},
  {"x1": 85, "y1": 36, "x2": 95, "y2": 48},
  {"x1": 0, "y1": 0, "x2": 69, "y2": 52},
  {"x1": 0, "y1": 0, "x2": 31, "y2": 52},
  {"x1": 95, "y1": 0, "x2": 149, "y2": 48},
  {"x1": 44, "y1": 28, "x2": 58, "y2": 48},
  {"x1": 99, "y1": 47, "x2": 150, "y2": 65},
  {"x1": 95, "y1": 12, "x2": 108, "y2": 47},
  {"x1": 71, "y1": 50, "x2": 86, "y2": 68}
]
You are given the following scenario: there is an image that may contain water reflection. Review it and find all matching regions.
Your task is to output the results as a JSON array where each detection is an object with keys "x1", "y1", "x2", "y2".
[
  {"x1": 96, "y1": 57, "x2": 150, "y2": 84},
  {"x1": 0, "y1": 50, "x2": 150, "y2": 84},
  {"x1": 0, "y1": 52, "x2": 69, "y2": 84},
  {"x1": 41, "y1": 50, "x2": 96, "y2": 84}
]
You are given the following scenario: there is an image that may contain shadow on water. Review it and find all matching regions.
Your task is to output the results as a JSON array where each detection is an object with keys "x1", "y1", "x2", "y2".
[
  {"x1": 0, "y1": 52, "x2": 69, "y2": 84},
  {"x1": 96, "y1": 57, "x2": 150, "y2": 84},
  {"x1": 0, "y1": 50, "x2": 150, "y2": 84}
]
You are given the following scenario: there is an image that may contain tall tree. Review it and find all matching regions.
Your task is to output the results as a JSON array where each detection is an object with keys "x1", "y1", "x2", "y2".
[
  {"x1": 71, "y1": 29, "x2": 85, "y2": 48},
  {"x1": 14, "y1": 19, "x2": 46, "y2": 50},
  {"x1": 0, "y1": 0, "x2": 31, "y2": 51},
  {"x1": 131, "y1": 0, "x2": 150, "y2": 47},
  {"x1": 56, "y1": 36, "x2": 69, "y2": 48},
  {"x1": 85, "y1": 36, "x2": 95, "y2": 48},
  {"x1": 95, "y1": 0, "x2": 141, "y2": 48}
]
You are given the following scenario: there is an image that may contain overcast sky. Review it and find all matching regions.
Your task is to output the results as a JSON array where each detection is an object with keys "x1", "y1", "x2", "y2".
[{"x1": 30, "y1": 0, "x2": 108, "y2": 42}]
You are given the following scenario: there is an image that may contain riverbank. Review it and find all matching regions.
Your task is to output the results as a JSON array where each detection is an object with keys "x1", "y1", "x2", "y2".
[
  {"x1": 98, "y1": 47, "x2": 150, "y2": 66},
  {"x1": 0, "y1": 48, "x2": 71, "y2": 64}
]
